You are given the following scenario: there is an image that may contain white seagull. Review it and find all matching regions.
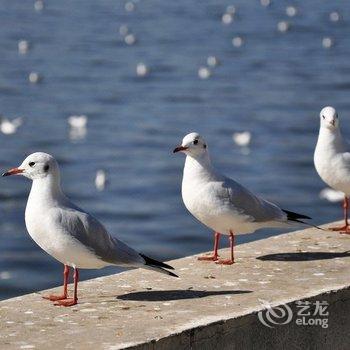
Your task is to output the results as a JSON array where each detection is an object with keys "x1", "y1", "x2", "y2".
[
  {"x1": 3, "y1": 152, "x2": 177, "y2": 307},
  {"x1": 174, "y1": 132, "x2": 315, "y2": 264},
  {"x1": 0, "y1": 116, "x2": 23, "y2": 135},
  {"x1": 314, "y1": 106, "x2": 350, "y2": 233}
]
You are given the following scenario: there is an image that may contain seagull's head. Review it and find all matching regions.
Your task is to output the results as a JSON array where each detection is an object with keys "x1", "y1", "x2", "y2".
[
  {"x1": 320, "y1": 106, "x2": 339, "y2": 130},
  {"x1": 2, "y1": 152, "x2": 59, "y2": 180},
  {"x1": 173, "y1": 132, "x2": 208, "y2": 157}
]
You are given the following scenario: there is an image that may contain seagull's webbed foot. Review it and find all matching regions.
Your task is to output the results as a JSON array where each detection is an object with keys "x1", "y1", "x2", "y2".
[
  {"x1": 329, "y1": 225, "x2": 350, "y2": 234},
  {"x1": 197, "y1": 254, "x2": 219, "y2": 261},
  {"x1": 42, "y1": 294, "x2": 68, "y2": 302},
  {"x1": 54, "y1": 298, "x2": 78, "y2": 307},
  {"x1": 215, "y1": 259, "x2": 234, "y2": 265}
]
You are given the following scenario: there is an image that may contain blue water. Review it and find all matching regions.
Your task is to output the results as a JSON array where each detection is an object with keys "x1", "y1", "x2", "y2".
[{"x1": 0, "y1": 0, "x2": 350, "y2": 300}]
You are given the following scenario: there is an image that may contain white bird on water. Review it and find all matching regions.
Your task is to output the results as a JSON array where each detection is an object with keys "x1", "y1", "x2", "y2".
[
  {"x1": 95, "y1": 169, "x2": 107, "y2": 191},
  {"x1": 0, "y1": 116, "x2": 23, "y2": 135},
  {"x1": 314, "y1": 106, "x2": 350, "y2": 233},
  {"x1": 174, "y1": 132, "x2": 315, "y2": 264},
  {"x1": 68, "y1": 115, "x2": 87, "y2": 140},
  {"x1": 2, "y1": 153, "x2": 177, "y2": 306},
  {"x1": 68, "y1": 115, "x2": 87, "y2": 129},
  {"x1": 232, "y1": 131, "x2": 251, "y2": 147}
]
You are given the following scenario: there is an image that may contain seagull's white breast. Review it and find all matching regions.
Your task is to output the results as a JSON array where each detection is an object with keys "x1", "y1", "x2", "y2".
[
  {"x1": 181, "y1": 154, "x2": 288, "y2": 234},
  {"x1": 182, "y1": 177, "x2": 259, "y2": 234},
  {"x1": 25, "y1": 199, "x2": 108, "y2": 269},
  {"x1": 314, "y1": 131, "x2": 350, "y2": 195}
]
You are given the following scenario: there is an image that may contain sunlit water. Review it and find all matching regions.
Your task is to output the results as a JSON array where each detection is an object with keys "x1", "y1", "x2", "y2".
[{"x1": 1, "y1": 0, "x2": 350, "y2": 300}]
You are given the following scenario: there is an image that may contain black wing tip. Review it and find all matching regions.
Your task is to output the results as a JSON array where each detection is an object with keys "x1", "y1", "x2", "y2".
[
  {"x1": 167, "y1": 270, "x2": 179, "y2": 278},
  {"x1": 293, "y1": 218, "x2": 324, "y2": 231},
  {"x1": 282, "y1": 209, "x2": 312, "y2": 220},
  {"x1": 140, "y1": 253, "x2": 175, "y2": 270}
]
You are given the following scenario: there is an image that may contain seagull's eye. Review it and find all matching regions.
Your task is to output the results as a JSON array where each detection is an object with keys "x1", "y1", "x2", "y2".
[
  {"x1": 193, "y1": 140, "x2": 199, "y2": 145},
  {"x1": 322, "y1": 115, "x2": 325, "y2": 120},
  {"x1": 29, "y1": 162, "x2": 35, "y2": 167}
]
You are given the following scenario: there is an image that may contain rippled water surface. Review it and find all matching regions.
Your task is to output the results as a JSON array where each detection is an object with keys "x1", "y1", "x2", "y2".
[{"x1": 1, "y1": 0, "x2": 350, "y2": 300}]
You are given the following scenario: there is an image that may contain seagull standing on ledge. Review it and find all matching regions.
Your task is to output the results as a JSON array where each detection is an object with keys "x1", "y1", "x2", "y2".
[
  {"x1": 174, "y1": 132, "x2": 314, "y2": 265},
  {"x1": 3, "y1": 153, "x2": 177, "y2": 307},
  {"x1": 314, "y1": 106, "x2": 350, "y2": 233}
]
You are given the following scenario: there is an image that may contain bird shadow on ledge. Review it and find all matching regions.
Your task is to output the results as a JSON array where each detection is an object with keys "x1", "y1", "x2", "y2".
[
  {"x1": 117, "y1": 289, "x2": 252, "y2": 302},
  {"x1": 257, "y1": 251, "x2": 350, "y2": 262}
]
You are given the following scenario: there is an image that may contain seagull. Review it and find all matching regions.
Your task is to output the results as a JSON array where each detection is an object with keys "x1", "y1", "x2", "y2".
[
  {"x1": 314, "y1": 106, "x2": 350, "y2": 233},
  {"x1": 174, "y1": 132, "x2": 315, "y2": 265},
  {"x1": 67, "y1": 115, "x2": 88, "y2": 141},
  {"x1": 0, "y1": 116, "x2": 23, "y2": 135},
  {"x1": 232, "y1": 131, "x2": 251, "y2": 147},
  {"x1": 95, "y1": 169, "x2": 107, "y2": 191},
  {"x1": 68, "y1": 115, "x2": 88, "y2": 129},
  {"x1": 3, "y1": 152, "x2": 177, "y2": 306}
]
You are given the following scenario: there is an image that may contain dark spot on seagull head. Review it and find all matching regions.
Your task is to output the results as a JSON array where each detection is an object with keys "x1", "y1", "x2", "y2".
[{"x1": 11, "y1": 152, "x2": 60, "y2": 181}]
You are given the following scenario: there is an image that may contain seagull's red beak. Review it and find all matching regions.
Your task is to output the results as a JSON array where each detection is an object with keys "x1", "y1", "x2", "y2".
[
  {"x1": 173, "y1": 146, "x2": 188, "y2": 153},
  {"x1": 2, "y1": 167, "x2": 24, "y2": 177}
]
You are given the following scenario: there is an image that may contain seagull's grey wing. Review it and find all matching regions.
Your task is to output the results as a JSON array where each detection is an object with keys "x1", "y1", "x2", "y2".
[
  {"x1": 53, "y1": 206, "x2": 144, "y2": 267},
  {"x1": 214, "y1": 176, "x2": 286, "y2": 223}
]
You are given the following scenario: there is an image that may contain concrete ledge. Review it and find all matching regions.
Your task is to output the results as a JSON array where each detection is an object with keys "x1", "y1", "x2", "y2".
[{"x1": 1, "y1": 222, "x2": 350, "y2": 349}]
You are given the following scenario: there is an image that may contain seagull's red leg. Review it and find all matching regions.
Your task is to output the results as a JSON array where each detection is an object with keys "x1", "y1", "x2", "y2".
[
  {"x1": 329, "y1": 196, "x2": 350, "y2": 234},
  {"x1": 54, "y1": 268, "x2": 79, "y2": 307},
  {"x1": 198, "y1": 232, "x2": 220, "y2": 261},
  {"x1": 42, "y1": 265, "x2": 69, "y2": 301},
  {"x1": 216, "y1": 231, "x2": 235, "y2": 265}
]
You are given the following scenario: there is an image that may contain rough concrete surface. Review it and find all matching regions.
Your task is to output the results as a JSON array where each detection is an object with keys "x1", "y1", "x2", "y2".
[{"x1": 1, "y1": 222, "x2": 350, "y2": 350}]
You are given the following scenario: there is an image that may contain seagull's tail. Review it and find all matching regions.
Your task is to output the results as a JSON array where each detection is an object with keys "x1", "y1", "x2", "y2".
[
  {"x1": 140, "y1": 253, "x2": 178, "y2": 278},
  {"x1": 282, "y1": 209, "x2": 324, "y2": 230}
]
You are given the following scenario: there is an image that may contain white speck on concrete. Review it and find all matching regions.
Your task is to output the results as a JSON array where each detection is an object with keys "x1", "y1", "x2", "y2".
[
  {"x1": 224, "y1": 281, "x2": 237, "y2": 286},
  {"x1": 80, "y1": 308, "x2": 97, "y2": 313}
]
